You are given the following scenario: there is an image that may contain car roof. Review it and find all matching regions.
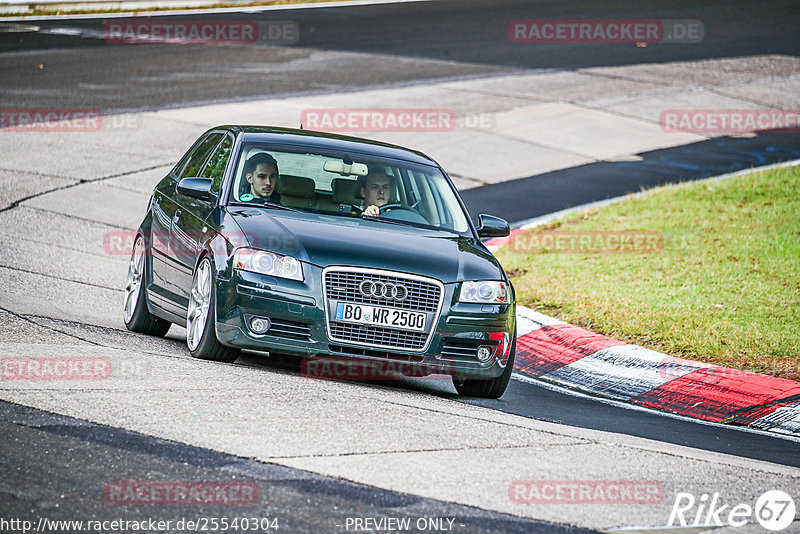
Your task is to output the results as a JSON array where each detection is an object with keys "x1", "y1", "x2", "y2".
[{"x1": 218, "y1": 126, "x2": 439, "y2": 166}]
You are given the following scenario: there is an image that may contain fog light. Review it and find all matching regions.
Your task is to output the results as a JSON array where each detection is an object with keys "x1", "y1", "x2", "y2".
[
  {"x1": 250, "y1": 317, "x2": 271, "y2": 334},
  {"x1": 476, "y1": 346, "x2": 493, "y2": 363}
]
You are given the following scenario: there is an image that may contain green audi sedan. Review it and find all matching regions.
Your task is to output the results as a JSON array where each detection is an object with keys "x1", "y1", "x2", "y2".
[{"x1": 124, "y1": 126, "x2": 516, "y2": 398}]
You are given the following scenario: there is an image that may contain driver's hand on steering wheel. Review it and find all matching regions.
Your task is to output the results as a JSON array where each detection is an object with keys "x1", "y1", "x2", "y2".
[{"x1": 363, "y1": 204, "x2": 380, "y2": 217}]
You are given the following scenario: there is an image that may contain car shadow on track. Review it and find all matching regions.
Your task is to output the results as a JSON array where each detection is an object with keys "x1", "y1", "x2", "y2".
[{"x1": 234, "y1": 350, "x2": 466, "y2": 399}]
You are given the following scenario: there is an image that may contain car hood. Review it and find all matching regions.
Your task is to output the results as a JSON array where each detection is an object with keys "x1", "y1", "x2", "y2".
[{"x1": 227, "y1": 207, "x2": 504, "y2": 283}]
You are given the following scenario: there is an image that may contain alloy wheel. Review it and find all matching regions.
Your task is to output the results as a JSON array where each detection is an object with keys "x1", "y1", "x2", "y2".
[
  {"x1": 123, "y1": 237, "x2": 145, "y2": 323},
  {"x1": 187, "y1": 259, "x2": 212, "y2": 351}
]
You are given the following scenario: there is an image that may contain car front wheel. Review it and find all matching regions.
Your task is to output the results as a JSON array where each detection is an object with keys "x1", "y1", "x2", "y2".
[
  {"x1": 452, "y1": 329, "x2": 516, "y2": 399},
  {"x1": 123, "y1": 235, "x2": 171, "y2": 337},
  {"x1": 187, "y1": 257, "x2": 239, "y2": 363}
]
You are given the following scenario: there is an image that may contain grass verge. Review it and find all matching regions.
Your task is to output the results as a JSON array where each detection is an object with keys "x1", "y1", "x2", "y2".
[{"x1": 496, "y1": 164, "x2": 800, "y2": 381}]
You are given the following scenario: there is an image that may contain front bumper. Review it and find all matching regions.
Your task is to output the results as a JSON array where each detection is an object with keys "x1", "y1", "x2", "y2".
[{"x1": 215, "y1": 266, "x2": 515, "y2": 380}]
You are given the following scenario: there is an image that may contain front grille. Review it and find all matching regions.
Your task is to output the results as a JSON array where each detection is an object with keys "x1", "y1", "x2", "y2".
[
  {"x1": 329, "y1": 344, "x2": 423, "y2": 362},
  {"x1": 324, "y1": 268, "x2": 443, "y2": 351},
  {"x1": 269, "y1": 318, "x2": 312, "y2": 340},
  {"x1": 330, "y1": 322, "x2": 429, "y2": 350},
  {"x1": 441, "y1": 340, "x2": 480, "y2": 360},
  {"x1": 325, "y1": 271, "x2": 440, "y2": 312}
]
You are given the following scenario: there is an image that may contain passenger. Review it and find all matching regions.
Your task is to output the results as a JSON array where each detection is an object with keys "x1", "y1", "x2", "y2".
[
  {"x1": 360, "y1": 171, "x2": 393, "y2": 217},
  {"x1": 242, "y1": 153, "x2": 280, "y2": 204}
]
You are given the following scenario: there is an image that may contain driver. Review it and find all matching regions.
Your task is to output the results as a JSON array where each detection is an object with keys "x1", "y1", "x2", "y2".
[
  {"x1": 360, "y1": 171, "x2": 393, "y2": 217},
  {"x1": 242, "y1": 153, "x2": 280, "y2": 204}
]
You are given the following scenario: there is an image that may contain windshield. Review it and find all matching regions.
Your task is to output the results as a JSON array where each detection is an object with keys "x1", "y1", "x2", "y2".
[{"x1": 228, "y1": 143, "x2": 471, "y2": 234}]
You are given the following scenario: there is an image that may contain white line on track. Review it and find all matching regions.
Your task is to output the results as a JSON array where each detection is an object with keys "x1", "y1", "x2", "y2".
[{"x1": 0, "y1": 0, "x2": 433, "y2": 22}]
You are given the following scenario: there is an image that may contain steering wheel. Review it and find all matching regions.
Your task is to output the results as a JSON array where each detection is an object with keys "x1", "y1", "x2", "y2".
[
  {"x1": 378, "y1": 203, "x2": 428, "y2": 224},
  {"x1": 378, "y1": 202, "x2": 409, "y2": 214}
]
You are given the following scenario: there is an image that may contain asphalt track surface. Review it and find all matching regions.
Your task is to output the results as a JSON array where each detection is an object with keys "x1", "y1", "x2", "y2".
[
  {"x1": 1, "y1": 0, "x2": 799, "y2": 112},
  {"x1": 0, "y1": 400, "x2": 597, "y2": 534},
  {"x1": 469, "y1": 380, "x2": 800, "y2": 469},
  {"x1": 461, "y1": 132, "x2": 800, "y2": 224},
  {"x1": 1, "y1": 0, "x2": 799, "y2": 531}
]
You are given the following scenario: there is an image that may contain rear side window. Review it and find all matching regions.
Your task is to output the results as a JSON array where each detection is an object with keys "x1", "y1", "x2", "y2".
[
  {"x1": 172, "y1": 137, "x2": 202, "y2": 178},
  {"x1": 179, "y1": 133, "x2": 224, "y2": 179},
  {"x1": 201, "y1": 134, "x2": 234, "y2": 193}
]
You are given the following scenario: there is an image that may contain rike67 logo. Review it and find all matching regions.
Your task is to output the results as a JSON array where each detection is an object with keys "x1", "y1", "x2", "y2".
[{"x1": 669, "y1": 490, "x2": 796, "y2": 531}]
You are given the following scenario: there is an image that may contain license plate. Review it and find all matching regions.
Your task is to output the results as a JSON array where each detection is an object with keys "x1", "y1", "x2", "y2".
[{"x1": 335, "y1": 302, "x2": 426, "y2": 332}]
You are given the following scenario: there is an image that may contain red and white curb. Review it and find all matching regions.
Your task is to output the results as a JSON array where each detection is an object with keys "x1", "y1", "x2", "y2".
[
  {"x1": 496, "y1": 161, "x2": 800, "y2": 437},
  {"x1": 511, "y1": 307, "x2": 800, "y2": 437}
]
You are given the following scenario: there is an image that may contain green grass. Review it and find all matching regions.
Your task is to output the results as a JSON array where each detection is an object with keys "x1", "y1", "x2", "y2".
[{"x1": 497, "y1": 164, "x2": 800, "y2": 380}]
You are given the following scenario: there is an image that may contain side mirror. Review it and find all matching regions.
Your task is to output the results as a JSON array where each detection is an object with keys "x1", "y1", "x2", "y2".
[
  {"x1": 177, "y1": 177, "x2": 214, "y2": 201},
  {"x1": 477, "y1": 214, "x2": 510, "y2": 238}
]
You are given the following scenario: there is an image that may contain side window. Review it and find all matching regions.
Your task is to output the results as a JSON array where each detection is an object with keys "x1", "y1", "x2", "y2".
[
  {"x1": 179, "y1": 133, "x2": 224, "y2": 179},
  {"x1": 200, "y1": 134, "x2": 234, "y2": 193},
  {"x1": 172, "y1": 137, "x2": 204, "y2": 179}
]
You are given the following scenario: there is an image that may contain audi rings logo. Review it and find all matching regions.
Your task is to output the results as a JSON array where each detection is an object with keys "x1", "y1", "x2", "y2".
[{"x1": 359, "y1": 280, "x2": 408, "y2": 301}]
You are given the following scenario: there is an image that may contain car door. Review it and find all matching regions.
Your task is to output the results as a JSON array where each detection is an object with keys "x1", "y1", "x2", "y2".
[
  {"x1": 157, "y1": 132, "x2": 224, "y2": 302},
  {"x1": 147, "y1": 137, "x2": 208, "y2": 306},
  {"x1": 149, "y1": 177, "x2": 177, "y2": 301},
  {"x1": 171, "y1": 132, "x2": 234, "y2": 307}
]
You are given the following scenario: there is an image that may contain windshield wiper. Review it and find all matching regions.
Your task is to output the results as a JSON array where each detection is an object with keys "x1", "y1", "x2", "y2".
[
  {"x1": 361, "y1": 215, "x2": 460, "y2": 235},
  {"x1": 229, "y1": 201, "x2": 303, "y2": 212},
  {"x1": 360, "y1": 215, "x2": 418, "y2": 228}
]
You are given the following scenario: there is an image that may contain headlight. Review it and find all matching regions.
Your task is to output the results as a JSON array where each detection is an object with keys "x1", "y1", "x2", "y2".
[
  {"x1": 459, "y1": 281, "x2": 508, "y2": 304},
  {"x1": 233, "y1": 248, "x2": 303, "y2": 281}
]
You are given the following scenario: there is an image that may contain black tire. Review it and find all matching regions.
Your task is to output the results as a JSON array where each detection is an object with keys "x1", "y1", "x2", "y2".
[
  {"x1": 452, "y1": 329, "x2": 516, "y2": 399},
  {"x1": 123, "y1": 235, "x2": 171, "y2": 337},
  {"x1": 186, "y1": 257, "x2": 239, "y2": 363}
]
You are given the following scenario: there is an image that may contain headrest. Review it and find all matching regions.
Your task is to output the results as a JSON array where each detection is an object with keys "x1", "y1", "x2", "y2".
[
  {"x1": 332, "y1": 178, "x2": 359, "y2": 203},
  {"x1": 278, "y1": 175, "x2": 315, "y2": 198},
  {"x1": 238, "y1": 172, "x2": 250, "y2": 197}
]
